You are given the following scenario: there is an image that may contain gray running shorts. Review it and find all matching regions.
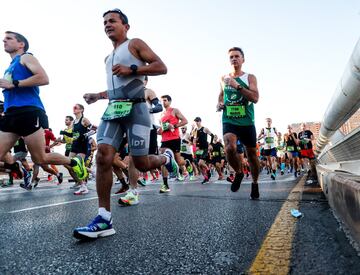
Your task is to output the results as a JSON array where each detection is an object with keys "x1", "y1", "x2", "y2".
[
  {"x1": 97, "y1": 102, "x2": 151, "y2": 156},
  {"x1": 13, "y1": 152, "x2": 28, "y2": 161}
]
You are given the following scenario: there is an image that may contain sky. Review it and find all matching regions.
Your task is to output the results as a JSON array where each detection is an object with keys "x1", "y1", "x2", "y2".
[{"x1": 1, "y1": 0, "x2": 360, "y2": 144}]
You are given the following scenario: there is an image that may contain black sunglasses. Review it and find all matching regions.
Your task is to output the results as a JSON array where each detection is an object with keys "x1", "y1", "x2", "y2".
[{"x1": 103, "y1": 9, "x2": 128, "y2": 24}]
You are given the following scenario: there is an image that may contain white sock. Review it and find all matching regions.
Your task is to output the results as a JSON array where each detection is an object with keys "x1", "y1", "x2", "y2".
[
  {"x1": 130, "y1": 187, "x2": 138, "y2": 194},
  {"x1": 98, "y1": 207, "x2": 111, "y2": 221}
]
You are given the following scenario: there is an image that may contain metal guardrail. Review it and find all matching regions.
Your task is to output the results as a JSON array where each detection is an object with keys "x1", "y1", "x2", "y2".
[
  {"x1": 316, "y1": 37, "x2": 360, "y2": 155},
  {"x1": 317, "y1": 126, "x2": 360, "y2": 164}
]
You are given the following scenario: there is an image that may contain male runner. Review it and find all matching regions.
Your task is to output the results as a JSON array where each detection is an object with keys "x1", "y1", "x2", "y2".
[
  {"x1": 0, "y1": 31, "x2": 86, "y2": 189},
  {"x1": 258, "y1": 118, "x2": 278, "y2": 180},
  {"x1": 217, "y1": 47, "x2": 260, "y2": 199},
  {"x1": 159, "y1": 94, "x2": 188, "y2": 193},
  {"x1": 76, "y1": 9, "x2": 176, "y2": 239},
  {"x1": 193, "y1": 117, "x2": 214, "y2": 184}
]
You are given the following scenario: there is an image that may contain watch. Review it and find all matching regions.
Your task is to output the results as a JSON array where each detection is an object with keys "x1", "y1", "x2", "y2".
[
  {"x1": 236, "y1": 84, "x2": 243, "y2": 91},
  {"x1": 13, "y1": 80, "x2": 19, "y2": 88},
  {"x1": 130, "y1": 64, "x2": 138, "y2": 75}
]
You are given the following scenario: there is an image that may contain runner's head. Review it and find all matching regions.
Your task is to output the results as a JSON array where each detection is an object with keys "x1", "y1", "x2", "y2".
[
  {"x1": 194, "y1": 117, "x2": 202, "y2": 127},
  {"x1": 301, "y1": 122, "x2": 307, "y2": 131},
  {"x1": 228, "y1": 47, "x2": 244, "y2": 67},
  {"x1": 287, "y1": 125, "x2": 293, "y2": 133},
  {"x1": 73, "y1": 104, "x2": 84, "y2": 115},
  {"x1": 103, "y1": 9, "x2": 130, "y2": 41},
  {"x1": 161, "y1": 95, "x2": 172, "y2": 108},
  {"x1": 65, "y1": 115, "x2": 74, "y2": 126},
  {"x1": 181, "y1": 126, "x2": 187, "y2": 133},
  {"x1": 265, "y1": 117, "x2": 272, "y2": 127},
  {"x1": 3, "y1": 31, "x2": 29, "y2": 54}
]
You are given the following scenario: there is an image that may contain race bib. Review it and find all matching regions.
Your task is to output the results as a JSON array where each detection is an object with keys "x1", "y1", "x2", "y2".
[
  {"x1": 226, "y1": 105, "x2": 245, "y2": 117},
  {"x1": 265, "y1": 137, "x2": 274, "y2": 144},
  {"x1": 162, "y1": 122, "x2": 170, "y2": 131},
  {"x1": 65, "y1": 143, "x2": 72, "y2": 151},
  {"x1": 102, "y1": 101, "x2": 133, "y2": 121},
  {"x1": 196, "y1": 149, "x2": 204, "y2": 155},
  {"x1": 212, "y1": 151, "x2": 219, "y2": 157},
  {"x1": 287, "y1": 146, "x2": 295, "y2": 151},
  {"x1": 181, "y1": 144, "x2": 187, "y2": 152}
]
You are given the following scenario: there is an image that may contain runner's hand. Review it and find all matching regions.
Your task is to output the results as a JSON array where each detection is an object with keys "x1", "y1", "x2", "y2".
[
  {"x1": 83, "y1": 93, "x2": 99, "y2": 104},
  {"x1": 112, "y1": 64, "x2": 131, "y2": 76},
  {"x1": 0, "y1": 79, "x2": 14, "y2": 89},
  {"x1": 216, "y1": 102, "x2": 224, "y2": 111}
]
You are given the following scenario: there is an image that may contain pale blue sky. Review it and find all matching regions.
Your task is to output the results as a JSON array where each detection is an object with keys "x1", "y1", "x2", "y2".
[{"x1": 1, "y1": 0, "x2": 359, "y2": 140}]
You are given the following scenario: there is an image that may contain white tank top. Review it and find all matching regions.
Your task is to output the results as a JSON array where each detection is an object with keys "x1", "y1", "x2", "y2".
[
  {"x1": 146, "y1": 96, "x2": 155, "y2": 126},
  {"x1": 105, "y1": 39, "x2": 146, "y2": 100},
  {"x1": 263, "y1": 127, "x2": 277, "y2": 149}
]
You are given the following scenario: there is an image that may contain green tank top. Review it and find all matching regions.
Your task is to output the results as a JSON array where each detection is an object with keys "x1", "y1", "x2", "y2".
[{"x1": 222, "y1": 76, "x2": 255, "y2": 126}]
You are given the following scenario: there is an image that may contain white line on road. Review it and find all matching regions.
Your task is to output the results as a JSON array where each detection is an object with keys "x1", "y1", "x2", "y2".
[{"x1": 7, "y1": 189, "x2": 154, "y2": 214}]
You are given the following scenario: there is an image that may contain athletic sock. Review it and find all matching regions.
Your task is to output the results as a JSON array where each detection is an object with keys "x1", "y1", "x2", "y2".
[
  {"x1": 163, "y1": 177, "x2": 169, "y2": 188},
  {"x1": 120, "y1": 178, "x2": 127, "y2": 186},
  {"x1": 98, "y1": 207, "x2": 111, "y2": 221}
]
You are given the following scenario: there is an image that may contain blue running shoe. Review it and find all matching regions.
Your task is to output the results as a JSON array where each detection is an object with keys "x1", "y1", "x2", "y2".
[
  {"x1": 163, "y1": 149, "x2": 179, "y2": 175},
  {"x1": 73, "y1": 215, "x2": 116, "y2": 239}
]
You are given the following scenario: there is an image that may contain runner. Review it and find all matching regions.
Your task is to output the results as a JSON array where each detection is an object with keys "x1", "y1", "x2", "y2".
[
  {"x1": 298, "y1": 122, "x2": 318, "y2": 184},
  {"x1": 74, "y1": 9, "x2": 176, "y2": 239},
  {"x1": 217, "y1": 47, "x2": 260, "y2": 199},
  {"x1": 284, "y1": 125, "x2": 300, "y2": 177},
  {"x1": 258, "y1": 118, "x2": 278, "y2": 180},
  {"x1": 0, "y1": 31, "x2": 87, "y2": 190},
  {"x1": 193, "y1": 117, "x2": 215, "y2": 184},
  {"x1": 158, "y1": 94, "x2": 188, "y2": 193},
  {"x1": 58, "y1": 115, "x2": 74, "y2": 157},
  {"x1": 180, "y1": 126, "x2": 196, "y2": 180},
  {"x1": 209, "y1": 135, "x2": 225, "y2": 180}
]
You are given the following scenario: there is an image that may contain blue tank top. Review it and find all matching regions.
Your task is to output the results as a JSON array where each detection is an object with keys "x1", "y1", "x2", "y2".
[{"x1": 2, "y1": 53, "x2": 45, "y2": 112}]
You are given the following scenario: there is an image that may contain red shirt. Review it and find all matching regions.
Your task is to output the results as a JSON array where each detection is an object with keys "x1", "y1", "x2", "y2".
[
  {"x1": 160, "y1": 107, "x2": 180, "y2": 142},
  {"x1": 44, "y1": 129, "x2": 56, "y2": 153}
]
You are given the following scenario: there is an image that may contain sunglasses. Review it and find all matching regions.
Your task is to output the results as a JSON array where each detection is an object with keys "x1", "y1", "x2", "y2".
[{"x1": 103, "y1": 9, "x2": 128, "y2": 24}]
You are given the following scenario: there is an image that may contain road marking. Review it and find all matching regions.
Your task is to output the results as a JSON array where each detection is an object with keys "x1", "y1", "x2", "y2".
[
  {"x1": 248, "y1": 177, "x2": 305, "y2": 274},
  {"x1": 7, "y1": 189, "x2": 154, "y2": 214}
]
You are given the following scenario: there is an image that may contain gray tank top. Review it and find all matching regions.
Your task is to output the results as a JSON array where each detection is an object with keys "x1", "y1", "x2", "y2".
[{"x1": 105, "y1": 39, "x2": 146, "y2": 100}]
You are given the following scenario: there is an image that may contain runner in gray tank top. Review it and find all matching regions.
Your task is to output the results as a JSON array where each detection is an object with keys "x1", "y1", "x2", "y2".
[{"x1": 74, "y1": 8, "x2": 178, "y2": 240}]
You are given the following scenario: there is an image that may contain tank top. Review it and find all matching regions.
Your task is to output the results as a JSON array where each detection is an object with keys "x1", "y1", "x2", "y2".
[
  {"x1": 63, "y1": 127, "x2": 73, "y2": 150},
  {"x1": 263, "y1": 127, "x2": 277, "y2": 150},
  {"x1": 180, "y1": 133, "x2": 193, "y2": 155},
  {"x1": 222, "y1": 73, "x2": 255, "y2": 126},
  {"x1": 2, "y1": 53, "x2": 45, "y2": 112},
  {"x1": 160, "y1": 107, "x2": 180, "y2": 142},
  {"x1": 196, "y1": 127, "x2": 208, "y2": 149},
  {"x1": 72, "y1": 116, "x2": 88, "y2": 144},
  {"x1": 105, "y1": 39, "x2": 146, "y2": 100}
]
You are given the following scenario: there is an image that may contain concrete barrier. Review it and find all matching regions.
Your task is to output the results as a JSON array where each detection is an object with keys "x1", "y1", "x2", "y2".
[{"x1": 317, "y1": 164, "x2": 360, "y2": 245}]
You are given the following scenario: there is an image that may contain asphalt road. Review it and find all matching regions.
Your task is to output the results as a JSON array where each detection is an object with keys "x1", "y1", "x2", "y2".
[{"x1": 0, "y1": 171, "x2": 358, "y2": 274}]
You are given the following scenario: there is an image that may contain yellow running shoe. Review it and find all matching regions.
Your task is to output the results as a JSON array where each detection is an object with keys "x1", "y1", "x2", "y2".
[{"x1": 71, "y1": 156, "x2": 88, "y2": 181}]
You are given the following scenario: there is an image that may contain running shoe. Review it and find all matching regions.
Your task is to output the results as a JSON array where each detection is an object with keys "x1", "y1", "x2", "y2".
[
  {"x1": 189, "y1": 175, "x2": 196, "y2": 181},
  {"x1": 71, "y1": 156, "x2": 88, "y2": 181},
  {"x1": 176, "y1": 175, "x2": 185, "y2": 181},
  {"x1": 226, "y1": 174, "x2": 235, "y2": 183},
  {"x1": 118, "y1": 190, "x2": 139, "y2": 206},
  {"x1": 250, "y1": 183, "x2": 260, "y2": 200},
  {"x1": 47, "y1": 174, "x2": 53, "y2": 181},
  {"x1": 115, "y1": 184, "x2": 129, "y2": 194},
  {"x1": 137, "y1": 178, "x2": 147, "y2": 186},
  {"x1": 163, "y1": 149, "x2": 179, "y2": 175},
  {"x1": 1, "y1": 180, "x2": 13, "y2": 188},
  {"x1": 33, "y1": 177, "x2": 40, "y2": 188},
  {"x1": 74, "y1": 184, "x2": 89, "y2": 195},
  {"x1": 56, "y1": 172, "x2": 63, "y2": 184},
  {"x1": 280, "y1": 170, "x2": 284, "y2": 175},
  {"x1": 271, "y1": 173, "x2": 276, "y2": 180},
  {"x1": 230, "y1": 172, "x2": 244, "y2": 192},
  {"x1": 70, "y1": 182, "x2": 81, "y2": 189},
  {"x1": 73, "y1": 215, "x2": 115, "y2": 239},
  {"x1": 159, "y1": 183, "x2": 170, "y2": 193},
  {"x1": 201, "y1": 177, "x2": 209, "y2": 184}
]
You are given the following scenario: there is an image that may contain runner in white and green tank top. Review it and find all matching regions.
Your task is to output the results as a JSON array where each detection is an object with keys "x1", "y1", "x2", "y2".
[{"x1": 217, "y1": 47, "x2": 260, "y2": 199}]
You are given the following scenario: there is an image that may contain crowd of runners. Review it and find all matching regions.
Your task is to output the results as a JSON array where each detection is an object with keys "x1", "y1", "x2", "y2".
[{"x1": 0, "y1": 8, "x2": 318, "y2": 240}]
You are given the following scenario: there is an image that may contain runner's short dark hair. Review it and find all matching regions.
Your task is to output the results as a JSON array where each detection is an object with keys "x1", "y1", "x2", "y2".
[
  {"x1": 228, "y1": 47, "x2": 244, "y2": 58},
  {"x1": 161, "y1": 95, "x2": 172, "y2": 102},
  {"x1": 6, "y1": 31, "x2": 29, "y2": 52},
  {"x1": 66, "y1": 116, "x2": 74, "y2": 121}
]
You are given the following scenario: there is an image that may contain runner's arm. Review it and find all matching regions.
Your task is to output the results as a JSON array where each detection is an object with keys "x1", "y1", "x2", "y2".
[
  {"x1": 172, "y1": 109, "x2": 188, "y2": 129},
  {"x1": 228, "y1": 74, "x2": 259, "y2": 103},
  {"x1": 128, "y1": 38, "x2": 167, "y2": 76},
  {"x1": 14, "y1": 54, "x2": 49, "y2": 88}
]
